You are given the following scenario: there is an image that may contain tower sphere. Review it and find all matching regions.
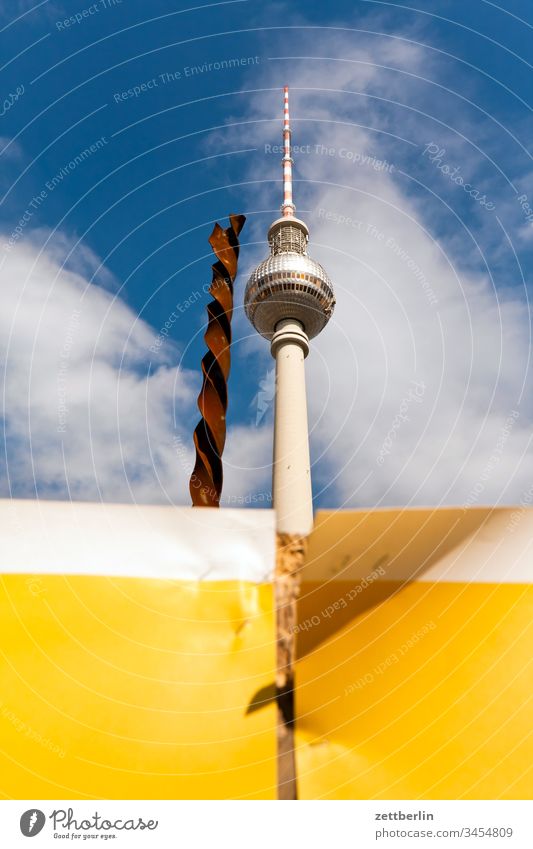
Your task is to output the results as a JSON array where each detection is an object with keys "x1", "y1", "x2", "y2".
[{"x1": 244, "y1": 219, "x2": 335, "y2": 340}]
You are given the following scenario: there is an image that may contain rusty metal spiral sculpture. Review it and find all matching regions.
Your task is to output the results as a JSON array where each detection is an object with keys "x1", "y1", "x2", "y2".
[{"x1": 190, "y1": 214, "x2": 246, "y2": 507}]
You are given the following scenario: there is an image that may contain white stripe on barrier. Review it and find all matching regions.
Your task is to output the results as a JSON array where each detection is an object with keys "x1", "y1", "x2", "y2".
[{"x1": 0, "y1": 499, "x2": 275, "y2": 581}]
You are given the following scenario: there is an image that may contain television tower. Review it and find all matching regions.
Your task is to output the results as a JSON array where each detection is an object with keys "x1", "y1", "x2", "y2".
[{"x1": 244, "y1": 87, "x2": 335, "y2": 535}]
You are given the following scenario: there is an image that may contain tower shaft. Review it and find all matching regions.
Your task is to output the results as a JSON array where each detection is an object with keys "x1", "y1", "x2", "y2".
[{"x1": 271, "y1": 319, "x2": 313, "y2": 535}]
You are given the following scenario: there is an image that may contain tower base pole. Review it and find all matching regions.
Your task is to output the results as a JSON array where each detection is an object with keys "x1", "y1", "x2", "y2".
[{"x1": 276, "y1": 532, "x2": 307, "y2": 800}]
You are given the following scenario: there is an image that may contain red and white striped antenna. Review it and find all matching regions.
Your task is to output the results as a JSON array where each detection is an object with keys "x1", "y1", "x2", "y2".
[{"x1": 281, "y1": 86, "x2": 296, "y2": 218}]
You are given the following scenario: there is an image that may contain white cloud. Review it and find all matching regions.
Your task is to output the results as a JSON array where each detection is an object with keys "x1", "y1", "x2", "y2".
[
  {"x1": 0, "y1": 233, "x2": 194, "y2": 502},
  {"x1": 0, "y1": 137, "x2": 22, "y2": 160}
]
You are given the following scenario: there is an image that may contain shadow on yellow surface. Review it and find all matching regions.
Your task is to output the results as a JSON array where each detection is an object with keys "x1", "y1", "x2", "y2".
[{"x1": 294, "y1": 509, "x2": 533, "y2": 799}]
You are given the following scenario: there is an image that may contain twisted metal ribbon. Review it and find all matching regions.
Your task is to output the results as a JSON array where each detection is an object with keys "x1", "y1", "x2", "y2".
[{"x1": 190, "y1": 214, "x2": 246, "y2": 507}]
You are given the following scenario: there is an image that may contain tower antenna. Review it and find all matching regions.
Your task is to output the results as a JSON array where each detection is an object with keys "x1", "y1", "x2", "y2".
[{"x1": 281, "y1": 85, "x2": 296, "y2": 218}]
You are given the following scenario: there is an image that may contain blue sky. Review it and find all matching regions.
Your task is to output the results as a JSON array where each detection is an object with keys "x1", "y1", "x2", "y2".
[{"x1": 1, "y1": 0, "x2": 532, "y2": 510}]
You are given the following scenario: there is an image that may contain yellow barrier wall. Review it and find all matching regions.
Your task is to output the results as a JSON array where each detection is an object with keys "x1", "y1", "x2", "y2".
[
  {"x1": 295, "y1": 508, "x2": 533, "y2": 800},
  {"x1": 0, "y1": 502, "x2": 277, "y2": 800},
  {"x1": 2, "y1": 502, "x2": 531, "y2": 800}
]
